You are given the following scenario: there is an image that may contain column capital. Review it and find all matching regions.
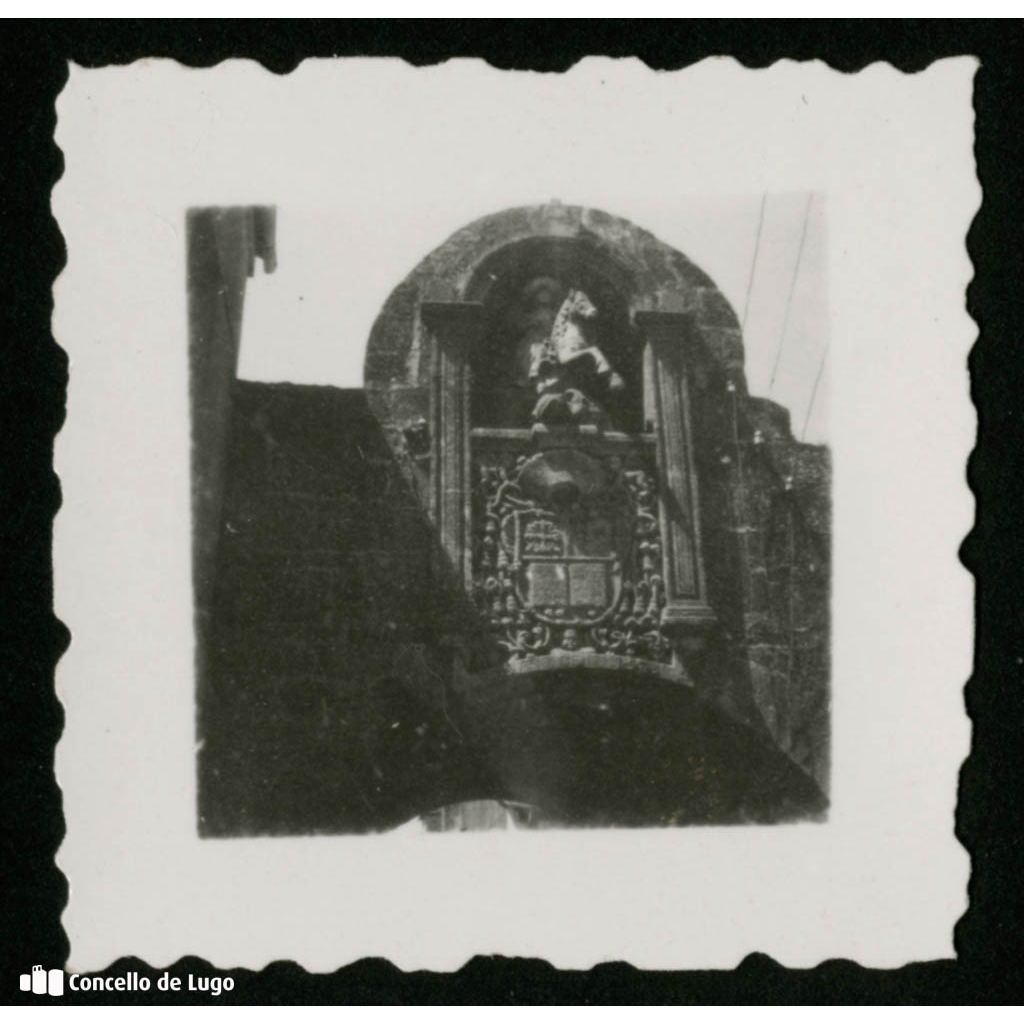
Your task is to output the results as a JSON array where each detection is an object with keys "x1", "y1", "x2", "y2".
[
  {"x1": 637, "y1": 311, "x2": 704, "y2": 376},
  {"x1": 420, "y1": 300, "x2": 485, "y2": 337},
  {"x1": 635, "y1": 309, "x2": 697, "y2": 343}
]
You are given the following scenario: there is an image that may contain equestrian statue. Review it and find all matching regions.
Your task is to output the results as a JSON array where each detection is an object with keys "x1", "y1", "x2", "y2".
[{"x1": 526, "y1": 287, "x2": 625, "y2": 426}]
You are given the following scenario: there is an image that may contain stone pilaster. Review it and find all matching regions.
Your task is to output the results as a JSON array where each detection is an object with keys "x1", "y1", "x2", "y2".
[
  {"x1": 421, "y1": 301, "x2": 484, "y2": 588},
  {"x1": 636, "y1": 311, "x2": 716, "y2": 640}
]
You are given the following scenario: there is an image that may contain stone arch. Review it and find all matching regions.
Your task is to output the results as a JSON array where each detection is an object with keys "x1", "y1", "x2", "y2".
[
  {"x1": 464, "y1": 236, "x2": 641, "y2": 431},
  {"x1": 364, "y1": 202, "x2": 747, "y2": 434},
  {"x1": 362, "y1": 201, "x2": 831, "y2": 810},
  {"x1": 364, "y1": 202, "x2": 740, "y2": 650}
]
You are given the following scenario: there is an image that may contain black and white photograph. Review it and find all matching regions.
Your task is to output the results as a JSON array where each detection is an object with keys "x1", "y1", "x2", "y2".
[
  {"x1": 189, "y1": 195, "x2": 831, "y2": 836},
  {"x1": 50, "y1": 54, "x2": 974, "y2": 975}
]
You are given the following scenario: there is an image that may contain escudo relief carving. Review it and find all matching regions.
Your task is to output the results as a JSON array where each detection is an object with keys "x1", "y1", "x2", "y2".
[{"x1": 472, "y1": 450, "x2": 670, "y2": 663}]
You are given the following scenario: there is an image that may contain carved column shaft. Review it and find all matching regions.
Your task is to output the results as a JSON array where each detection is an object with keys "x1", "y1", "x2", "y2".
[
  {"x1": 422, "y1": 301, "x2": 484, "y2": 588},
  {"x1": 636, "y1": 311, "x2": 716, "y2": 635}
]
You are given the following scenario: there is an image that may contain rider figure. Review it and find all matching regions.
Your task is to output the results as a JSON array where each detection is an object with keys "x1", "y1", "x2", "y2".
[{"x1": 526, "y1": 287, "x2": 625, "y2": 424}]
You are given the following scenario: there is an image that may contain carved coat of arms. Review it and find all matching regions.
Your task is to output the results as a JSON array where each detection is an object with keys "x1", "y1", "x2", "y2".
[
  {"x1": 474, "y1": 449, "x2": 669, "y2": 662},
  {"x1": 508, "y1": 504, "x2": 622, "y2": 624}
]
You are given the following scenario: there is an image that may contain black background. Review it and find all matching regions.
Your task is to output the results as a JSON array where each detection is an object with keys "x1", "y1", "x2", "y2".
[{"x1": 3, "y1": 18, "x2": 1022, "y2": 1005}]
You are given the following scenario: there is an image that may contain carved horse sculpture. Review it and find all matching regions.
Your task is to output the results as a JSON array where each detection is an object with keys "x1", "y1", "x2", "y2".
[{"x1": 528, "y1": 289, "x2": 625, "y2": 425}]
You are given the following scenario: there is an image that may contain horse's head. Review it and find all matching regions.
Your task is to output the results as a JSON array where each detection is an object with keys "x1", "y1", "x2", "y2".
[{"x1": 565, "y1": 289, "x2": 597, "y2": 321}]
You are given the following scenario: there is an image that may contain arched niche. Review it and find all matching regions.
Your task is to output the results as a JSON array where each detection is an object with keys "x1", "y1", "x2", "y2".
[
  {"x1": 364, "y1": 202, "x2": 750, "y2": 679},
  {"x1": 464, "y1": 237, "x2": 642, "y2": 432}
]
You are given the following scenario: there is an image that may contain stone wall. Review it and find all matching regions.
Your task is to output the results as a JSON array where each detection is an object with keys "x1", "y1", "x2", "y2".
[
  {"x1": 197, "y1": 381, "x2": 496, "y2": 835},
  {"x1": 695, "y1": 389, "x2": 831, "y2": 788},
  {"x1": 198, "y1": 377, "x2": 829, "y2": 833}
]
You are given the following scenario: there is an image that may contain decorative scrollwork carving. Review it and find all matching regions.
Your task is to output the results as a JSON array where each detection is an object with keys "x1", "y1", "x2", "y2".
[{"x1": 472, "y1": 448, "x2": 669, "y2": 663}]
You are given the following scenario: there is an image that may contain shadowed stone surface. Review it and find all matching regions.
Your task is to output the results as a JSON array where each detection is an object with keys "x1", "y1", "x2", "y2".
[{"x1": 199, "y1": 379, "x2": 828, "y2": 834}]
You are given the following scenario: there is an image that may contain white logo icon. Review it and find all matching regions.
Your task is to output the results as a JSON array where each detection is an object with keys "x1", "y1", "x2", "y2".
[{"x1": 20, "y1": 966, "x2": 64, "y2": 997}]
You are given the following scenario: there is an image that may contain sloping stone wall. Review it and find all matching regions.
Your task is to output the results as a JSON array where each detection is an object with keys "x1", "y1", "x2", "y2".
[{"x1": 198, "y1": 382, "x2": 495, "y2": 835}]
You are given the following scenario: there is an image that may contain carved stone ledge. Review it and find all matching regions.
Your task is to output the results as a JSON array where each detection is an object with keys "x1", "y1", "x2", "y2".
[{"x1": 505, "y1": 651, "x2": 691, "y2": 686}]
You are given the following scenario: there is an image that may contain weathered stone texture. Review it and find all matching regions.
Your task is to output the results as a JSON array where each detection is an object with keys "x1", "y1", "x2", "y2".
[
  {"x1": 198, "y1": 382, "x2": 496, "y2": 835},
  {"x1": 199, "y1": 204, "x2": 831, "y2": 834},
  {"x1": 365, "y1": 204, "x2": 746, "y2": 468}
]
